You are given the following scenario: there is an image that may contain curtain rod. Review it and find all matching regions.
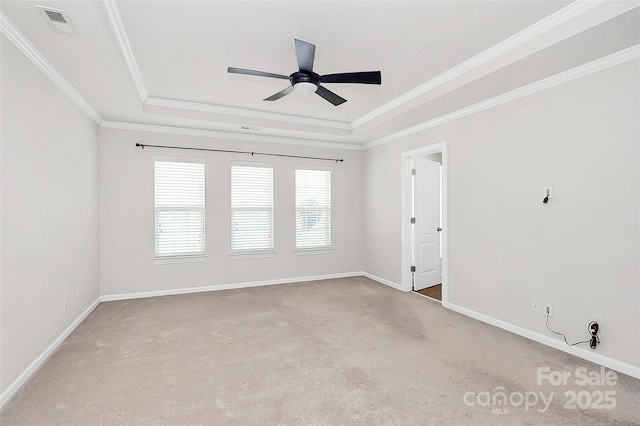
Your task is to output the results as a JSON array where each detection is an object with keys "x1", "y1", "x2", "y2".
[{"x1": 135, "y1": 143, "x2": 344, "y2": 163}]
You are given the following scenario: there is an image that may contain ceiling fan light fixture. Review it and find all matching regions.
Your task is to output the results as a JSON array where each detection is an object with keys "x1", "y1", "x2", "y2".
[{"x1": 293, "y1": 81, "x2": 318, "y2": 94}]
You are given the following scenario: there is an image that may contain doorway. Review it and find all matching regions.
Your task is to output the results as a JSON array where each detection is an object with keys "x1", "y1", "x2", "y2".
[
  {"x1": 401, "y1": 142, "x2": 448, "y2": 304},
  {"x1": 413, "y1": 155, "x2": 442, "y2": 292}
]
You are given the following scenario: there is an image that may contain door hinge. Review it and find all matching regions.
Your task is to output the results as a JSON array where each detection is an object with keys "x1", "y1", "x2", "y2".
[
  {"x1": 411, "y1": 217, "x2": 416, "y2": 224},
  {"x1": 410, "y1": 265, "x2": 416, "y2": 273},
  {"x1": 411, "y1": 169, "x2": 416, "y2": 175}
]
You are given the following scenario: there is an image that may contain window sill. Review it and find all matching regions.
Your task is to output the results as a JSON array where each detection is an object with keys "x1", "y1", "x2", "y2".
[
  {"x1": 294, "y1": 248, "x2": 334, "y2": 256},
  {"x1": 229, "y1": 251, "x2": 276, "y2": 259},
  {"x1": 153, "y1": 255, "x2": 208, "y2": 265}
]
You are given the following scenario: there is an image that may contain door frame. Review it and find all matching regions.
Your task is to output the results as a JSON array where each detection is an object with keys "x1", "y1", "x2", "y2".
[{"x1": 400, "y1": 141, "x2": 448, "y2": 303}]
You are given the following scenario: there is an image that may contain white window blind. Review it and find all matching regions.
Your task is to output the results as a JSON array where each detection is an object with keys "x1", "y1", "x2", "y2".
[
  {"x1": 295, "y1": 168, "x2": 331, "y2": 250},
  {"x1": 231, "y1": 164, "x2": 274, "y2": 253},
  {"x1": 154, "y1": 160, "x2": 205, "y2": 257}
]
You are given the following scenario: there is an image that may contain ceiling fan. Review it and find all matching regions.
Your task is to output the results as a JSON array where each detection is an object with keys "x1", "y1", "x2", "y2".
[{"x1": 227, "y1": 39, "x2": 382, "y2": 106}]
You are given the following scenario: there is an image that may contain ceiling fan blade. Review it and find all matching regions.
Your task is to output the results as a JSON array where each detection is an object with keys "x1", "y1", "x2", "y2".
[
  {"x1": 294, "y1": 39, "x2": 315, "y2": 73},
  {"x1": 315, "y1": 85, "x2": 347, "y2": 106},
  {"x1": 264, "y1": 86, "x2": 294, "y2": 101},
  {"x1": 227, "y1": 67, "x2": 289, "y2": 80},
  {"x1": 320, "y1": 71, "x2": 382, "y2": 85}
]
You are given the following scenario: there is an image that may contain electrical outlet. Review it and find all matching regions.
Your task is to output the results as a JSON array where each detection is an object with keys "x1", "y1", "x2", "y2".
[
  {"x1": 62, "y1": 297, "x2": 67, "y2": 311},
  {"x1": 76, "y1": 287, "x2": 80, "y2": 300},
  {"x1": 377, "y1": 258, "x2": 382, "y2": 267},
  {"x1": 544, "y1": 303, "x2": 553, "y2": 317},
  {"x1": 591, "y1": 314, "x2": 603, "y2": 328},
  {"x1": 244, "y1": 262, "x2": 250, "y2": 270},
  {"x1": 532, "y1": 299, "x2": 540, "y2": 313}
]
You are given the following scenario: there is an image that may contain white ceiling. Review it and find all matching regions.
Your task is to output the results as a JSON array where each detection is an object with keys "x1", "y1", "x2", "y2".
[{"x1": 1, "y1": 1, "x2": 639, "y2": 147}]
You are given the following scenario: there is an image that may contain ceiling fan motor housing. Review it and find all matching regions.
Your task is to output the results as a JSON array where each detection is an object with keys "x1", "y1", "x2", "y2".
[{"x1": 290, "y1": 71, "x2": 320, "y2": 91}]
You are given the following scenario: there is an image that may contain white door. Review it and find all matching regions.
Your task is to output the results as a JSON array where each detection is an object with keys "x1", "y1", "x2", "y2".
[{"x1": 413, "y1": 157, "x2": 441, "y2": 290}]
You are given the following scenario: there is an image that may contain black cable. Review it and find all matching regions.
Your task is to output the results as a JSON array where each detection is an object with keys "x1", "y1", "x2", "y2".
[
  {"x1": 135, "y1": 143, "x2": 344, "y2": 163},
  {"x1": 545, "y1": 314, "x2": 600, "y2": 347}
]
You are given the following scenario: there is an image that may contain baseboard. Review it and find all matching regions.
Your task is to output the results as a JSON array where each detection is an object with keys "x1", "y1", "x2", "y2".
[
  {"x1": 443, "y1": 301, "x2": 640, "y2": 380},
  {"x1": 100, "y1": 271, "x2": 365, "y2": 302},
  {"x1": 0, "y1": 296, "x2": 101, "y2": 409},
  {"x1": 362, "y1": 272, "x2": 406, "y2": 292}
]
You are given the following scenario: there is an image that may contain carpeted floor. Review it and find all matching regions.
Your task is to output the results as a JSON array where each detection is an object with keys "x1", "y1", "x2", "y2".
[{"x1": 2, "y1": 277, "x2": 639, "y2": 425}]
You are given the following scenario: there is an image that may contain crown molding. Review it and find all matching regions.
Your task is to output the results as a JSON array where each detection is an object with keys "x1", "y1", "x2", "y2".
[
  {"x1": 102, "y1": 0, "x2": 147, "y2": 102},
  {"x1": 0, "y1": 12, "x2": 103, "y2": 125},
  {"x1": 350, "y1": 0, "x2": 606, "y2": 129},
  {"x1": 101, "y1": 121, "x2": 363, "y2": 151},
  {"x1": 145, "y1": 97, "x2": 352, "y2": 130},
  {"x1": 363, "y1": 44, "x2": 640, "y2": 150}
]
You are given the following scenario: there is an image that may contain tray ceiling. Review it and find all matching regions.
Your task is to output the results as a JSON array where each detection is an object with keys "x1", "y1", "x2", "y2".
[{"x1": 1, "y1": 1, "x2": 638, "y2": 147}]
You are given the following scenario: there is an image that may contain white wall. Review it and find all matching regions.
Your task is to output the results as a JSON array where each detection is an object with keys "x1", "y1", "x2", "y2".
[
  {"x1": 99, "y1": 129, "x2": 363, "y2": 297},
  {"x1": 0, "y1": 36, "x2": 101, "y2": 393},
  {"x1": 363, "y1": 59, "x2": 640, "y2": 369}
]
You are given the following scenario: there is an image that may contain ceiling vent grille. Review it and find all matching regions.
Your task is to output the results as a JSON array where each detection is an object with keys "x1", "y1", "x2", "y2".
[{"x1": 36, "y1": 5, "x2": 76, "y2": 35}]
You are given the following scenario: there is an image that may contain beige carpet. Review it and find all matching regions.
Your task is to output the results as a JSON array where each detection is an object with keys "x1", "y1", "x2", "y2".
[{"x1": 2, "y1": 277, "x2": 639, "y2": 425}]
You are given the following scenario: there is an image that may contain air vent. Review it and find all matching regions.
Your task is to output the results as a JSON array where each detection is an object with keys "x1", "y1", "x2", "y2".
[
  {"x1": 45, "y1": 10, "x2": 66, "y2": 23},
  {"x1": 36, "y1": 5, "x2": 76, "y2": 35}
]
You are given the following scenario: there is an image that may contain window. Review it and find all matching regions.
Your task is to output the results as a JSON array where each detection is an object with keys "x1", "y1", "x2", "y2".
[
  {"x1": 154, "y1": 159, "x2": 205, "y2": 258},
  {"x1": 295, "y1": 168, "x2": 331, "y2": 250},
  {"x1": 231, "y1": 163, "x2": 274, "y2": 254}
]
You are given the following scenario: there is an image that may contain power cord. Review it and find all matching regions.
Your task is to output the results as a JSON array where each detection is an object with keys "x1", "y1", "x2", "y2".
[
  {"x1": 589, "y1": 322, "x2": 600, "y2": 349},
  {"x1": 545, "y1": 313, "x2": 600, "y2": 348}
]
